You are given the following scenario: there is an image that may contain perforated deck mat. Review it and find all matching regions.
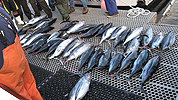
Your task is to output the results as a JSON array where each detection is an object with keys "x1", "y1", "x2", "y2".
[
  {"x1": 38, "y1": 69, "x2": 143, "y2": 100},
  {"x1": 25, "y1": 9, "x2": 178, "y2": 100},
  {"x1": 29, "y1": 63, "x2": 53, "y2": 86}
]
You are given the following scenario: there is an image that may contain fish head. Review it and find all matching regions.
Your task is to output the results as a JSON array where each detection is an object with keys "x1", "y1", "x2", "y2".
[{"x1": 84, "y1": 73, "x2": 91, "y2": 82}]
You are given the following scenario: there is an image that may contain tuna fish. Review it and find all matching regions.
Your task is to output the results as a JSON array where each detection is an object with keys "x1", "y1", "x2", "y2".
[
  {"x1": 85, "y1": 48, "x2": 103, "y2": 72},
  {"x1": 62, "y1": 20, "x2": 85, "y2": 37},
  {"x1": 142, "y1": 28, "x2": 154, "y2": 46},
  {"x1": 78, "y1": 46, "x2": 95, "y2": 71},
  {"x1": 70, "y1": 24, "x2": 97, "y2": 34},
  {"x1": 117, "y1": 50, "x2": 138, "y2": 79},
  {"x1": 81, "y1": 23, "x2": 104, "y2": 38},
  {"x1": 68, "y1": 73, "x2": 91, "y2": 100},
  {"x1": 27, "y1": 36, "x2": 48, "y2": 54},
  {"x1": 108, "y1": 53, "x2": 123, "y2": 75},
  {"x1": 134, "y1": 56, "x2": 160, "y2": 94},
  {"x1": 23, "y1": 15, "x2": 47, "y2": 28},
  {"x1": 62, "y1": 39, "x2": 84, "y2": 58},
  {"x1": 114, "y1": 28, "x2": 131, "y2": 48},
  {"x1": 48, "y1": 38, "x2": 75, "y2": 59},
  {"x1": 36, "y1": 38, "x2": 63, "y2": 54},
  {"x1": 160, "y1": 31, "x2": 176, "y2": 51},
  {"x1": 123, "y1": 27, "x2": 143, "y2": 45},
  {"x1": 110, "y1": 26, "x2": 127, "y2": 40},
  {"x1": 151, "y1": 32, "x2": 164, "y2": 49},
  {"x1": 125, "y1": 37, "x2": 140, "y2": 54},
  {"x1": 66, "y1": 42, "x2": 93, "y2": 62},
  {"x1": 45, "y1": 40, "x2": 64, "y2": 58},
  {"x1": 99, "y1": 27, "x2": 117, "y2": 44},
  {"x1": 95, "y1": 23, "x2": 112, "y2": 36},
  {"x1": 47, "y1": 31, "x2": 63, "y2": 43},
  {"x1": 97, "y1": 47, "x2": 112, "y2": 69},
  {"x1": 60, "y1": 20, "x2": 79, "y2": 31},
  {"x1": 127, "y1": 49, "x2": 149, "y2": 85}
]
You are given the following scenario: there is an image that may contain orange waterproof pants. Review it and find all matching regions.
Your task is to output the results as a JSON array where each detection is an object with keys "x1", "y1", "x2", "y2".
[{"x1": 0, "y1": 34, "x2": 43, "y2": 100}]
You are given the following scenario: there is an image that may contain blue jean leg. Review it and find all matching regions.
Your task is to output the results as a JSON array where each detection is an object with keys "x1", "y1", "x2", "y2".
[
  {"x1": 69, "y1": 0, "x2": 75, "y2": 8},
  {"x1": 69, "y1": 0, "x2": 88, "y2": 8}
]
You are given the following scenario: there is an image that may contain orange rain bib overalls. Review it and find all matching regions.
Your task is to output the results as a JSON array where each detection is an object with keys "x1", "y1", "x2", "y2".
[{"x1": 0, "y1": 12, "x2": 43, "y2": 100}]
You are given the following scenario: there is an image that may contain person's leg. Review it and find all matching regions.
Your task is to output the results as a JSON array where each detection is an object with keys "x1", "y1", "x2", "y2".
[
  {"x1": 37, "y1": 0, "x2": 52, "y2": 18},
  {"x1": 80, "y1": 0, "x2": 88, "y2": 14},
  {"x1": 48, "y1": 0, "x2": 55, "y2": 11},
  {"x1": 105, "y1": 0, "x2": 118, "y2": 15},
  {"x1": 68, "y1": 0, "x2": 75, "y2": 14},
  {"x1": 56, "y1": 0, "x2": 69, "y2": 20},
  {"x1": 19, "y1": 0, "x2": 32, "y2": 19},
  {"x1": 36, "y1": 0, "x2": 42, "y2": 11},
  {"x1": 29, "y1": 0, "x2": 41, "y2": 17}
]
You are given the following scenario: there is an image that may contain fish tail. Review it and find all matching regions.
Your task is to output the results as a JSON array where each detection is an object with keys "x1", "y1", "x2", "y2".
[
  {"x1": 116, "y1": 73, "x2": 120, "y2": 80},
  {"x1": 133, "y1": 86, "x2": 147, "y2": 94},
  {"x1": 126, "y1": 78, "x2": 131, "y2": 85}
]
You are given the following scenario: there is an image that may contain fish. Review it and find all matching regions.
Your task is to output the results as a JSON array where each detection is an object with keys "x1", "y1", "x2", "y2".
[
  {"x1": 160, "y1": 31, "x2": 176, "y2": 51},
  {"x1": 99, "y1": 27, "x2": 117, "y2": 44},
  {"x1": 134, "y1": 56, "x2": 160, "y2": 94},
  {"x1": 97, "y1": 47, "x2": 112, "y2": 69},
  {"x1": 110, "y1": 26, "x2": 127, "y2": 40},
  {"x1": 27, "y1": 36, "x2": 48, "y2": 54},
  {"x1": 22, "y1": 33, "x2": 44, "y2": 47},
  {"x1": 24, "y1": 34, "x2": 49, "y2": 49},
  {"x1": 108, "y1": 53, "x2": 123, "y2": 75},
  {"x1": 125, "y1": 37, "x2": 140, "y2": 54},
  {"x1": 23, "y1": 15, "x2": 47, "y2": 28},
  {"x1": 70, "y1": 24, "x2": 97, "y2": 34},
  {"x1": 85, "y1": 48, "x2": 103, "y2": 72},
  {"x1": 60, "y1": 20, "x2": 79, "y2": 31},
  {"x1": 62, "y1": 39, "x2": 84, "y2": 58},
  {"x1": 78, "y1": 46, "x2": 95, "y2": 71},
  {"x1": 36, "y1": 38, "x2": 63, "y2": 54},
  {"x1": 18, "y1": 29, "x2": 28, "y2": 35},
  {"x1": 117, "y1": 50, "x2": 138, "y2": 78},
  {"x1": 20, "y1": 34, "x2": 32, "y2": 44},
  {"x1": 47, "y1": 31, "x2": 63, "y2": 43},
  {"x1": 62, "y1": 20, "x2": 85, "y2": 37},
  {"x1": 45, "y1": 40, "x2": 64, "y2": 58},
  {"x1": 48, "y1": 38, "x2": 75, "y2": 59},
  {"x1": 19, "y1": 34, "x2": 27, "y2": 40},
  {"x1": 31, "y1": 26, "x2": 54, "y2": 36},
  {"x1": 95, "y1": 23, "x2": 112, "y2": 36},
  {"x1": 123, "y1": 27, "x2": 143, "y2": 45},
  {"x1": 127, "y1": 49, "x2": 149, "y2": 85},
  {"x1": 141, "y1": 28, "x2": 154, "y2": 46},
  {"x1": 151, "y1": 32, "x2": 164, "y2": 49},
  {"x1": 68, "y1": 73, "x2": 91, "y2": 100},
  {"x1": 66, "y1": 42, "x2": 93, "y2": 62},
  {"x1": 114, "y1": 28, "x2": 131, "y2": 48},
  {"x1": 80, "y1": 23, "x2": 104, "y2": 38}
]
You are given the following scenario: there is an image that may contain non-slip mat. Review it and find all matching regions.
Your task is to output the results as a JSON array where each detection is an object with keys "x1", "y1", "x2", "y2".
[
  {"x1": 38, "y1": 69, "x2": 143, "y2": 100},
  {"x1": 29, "y1": 63, "x2": 53, "y2": 87}
]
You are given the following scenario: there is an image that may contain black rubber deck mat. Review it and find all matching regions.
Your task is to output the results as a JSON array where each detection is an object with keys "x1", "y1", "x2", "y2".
[
  {"x1": 38, "y1": 69, "x2": 143, "y2": 100},
  {"x1": 29, "y1": 63, "x2": 53, "y2": 86}
]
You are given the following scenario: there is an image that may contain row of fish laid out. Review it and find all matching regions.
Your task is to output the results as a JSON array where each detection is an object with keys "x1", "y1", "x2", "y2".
[
  {"x1": 18, "y1": 15, "x2": 57, "y2": 37},
  {"x1": 76, "y1": 45, "x2": 160, "y2": 94},
  {"x1": 58, "y1": 20, "x2": 176, "y2": 53}
]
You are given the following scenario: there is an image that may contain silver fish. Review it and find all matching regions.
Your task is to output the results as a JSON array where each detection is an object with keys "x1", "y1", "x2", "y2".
[
  {"x1": 23, "y1": 15, "x2": 47, "y2": 28},
  {"x1": 66, "y1": 42, "x2": 92, "y2": 62},
  {"x1": 47, "y1": 31, "x2": 63, "y2": 43},
  {"x1": 98, "y1": 47, "x2": 111, "y2": 69},
  {"x1": 142, "y1": 28, "x2": 154, "y2": 46},
  {"x1": 123, "y1": 27, "x2": 143, "y2": 45},
  {"x1": 160, "y1": 31, "x2": 176, "y2": 51},
  {"x1": 48, "y1": 38, "x2": 75, "y2": 59},
  {"x1": 67, "y1": 20, "x2": 85, "y2": 34},
  {"x1": 63, "y1": 39, "x2": 84, "y2": 58},
  {"x1": 99, "y1": 27, "x2": 117, "y2": 44},
  {"x1": 125, "y1": 37, "x2": 140, "y2": 54},
  {"x1": 151, "y1": 32, "x2": 164, "y2": 49},
  {"x1": 68, "y1": 73, "x2": 91, "y2": 100},
  {"x1": 22, "y1": 33, "x2": 44, "y2": 47},
  {"x1": 110, "y1": 26, "x2": 127, "y2": 40}
]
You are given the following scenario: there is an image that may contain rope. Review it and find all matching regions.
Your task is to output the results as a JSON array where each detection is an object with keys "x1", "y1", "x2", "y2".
[{"x1": 119, "y1": 0, "x2": 151, "y2": 18}]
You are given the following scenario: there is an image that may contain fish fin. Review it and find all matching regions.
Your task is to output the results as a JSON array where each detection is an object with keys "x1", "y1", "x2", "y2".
[
  {"x1": 116, "y1": 73, "x2": 120, "y2": 80},
  {"x1": 64, "y1": 93, "x2": 68, "y2": 97},
  {"x1": 133, "y1": 86, "x2": 147, "y2": 94}
]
